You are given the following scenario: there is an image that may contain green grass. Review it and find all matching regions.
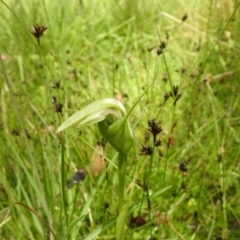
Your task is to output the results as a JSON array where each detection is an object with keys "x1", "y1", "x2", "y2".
[{"x1": 1, "y1": 0, "x2": 240, "y2": 239}]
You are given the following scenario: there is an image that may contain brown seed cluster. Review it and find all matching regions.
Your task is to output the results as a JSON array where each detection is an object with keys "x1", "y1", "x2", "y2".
[
  {"x1": 148, "y1": 119, "x2": 163, "y2": 143},
  {"x1": 164, "y1": 85, "x2": 182, "y2": 106},
  {"x1": 179, "y1": 161, "x2": 188, "y2": 175},
  {"x1": 140, "y1": 145, "x2": 153, "y2": 156},
  {"x1": 52, "y1": 96, "x2": 63, "y2": 113},
  {"x1": 31, "y1": 24, "x2": 47, "y2": 44}
]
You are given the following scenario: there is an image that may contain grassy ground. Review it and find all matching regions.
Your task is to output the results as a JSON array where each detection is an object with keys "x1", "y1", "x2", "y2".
[{"x1": 1, "y1": 0, "x2": 240, "y2": 239}]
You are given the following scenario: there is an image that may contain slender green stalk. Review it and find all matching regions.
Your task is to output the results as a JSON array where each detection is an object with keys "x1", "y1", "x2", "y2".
[
  {"x1": 118, "y1": 154, "x2": 127, "y2": 211},
  {"x1": 116, "y1": 154, "x2": 128, "y2": 240},
  {"x1": 218, "y1": 155, "x2": 227, "y2": 238},
  {"x1": 60, "y1": 139, "x2": 68, "y2": 230},
  {"x1": 148, "y1": 140, "x2": 155, "y2": 176}
]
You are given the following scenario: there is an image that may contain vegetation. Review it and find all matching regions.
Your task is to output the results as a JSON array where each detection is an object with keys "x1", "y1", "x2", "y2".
[{"x1": 1, "y1": 0, "x2": 240, "y2": 239}]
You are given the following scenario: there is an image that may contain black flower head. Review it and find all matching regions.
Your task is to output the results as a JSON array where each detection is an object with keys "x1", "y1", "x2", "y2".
[
  {"x1": 73, "y1": 169, "x2": 86, "y2": 183},
  {"x1": 148, "y1": 119, "x2": 163, "y2": 142},
  {"x1": 52, "y1": 96, "x2": 63, "y2": 113},
  {"x1": 140, "y1": 145, "x2": 153, "y2": 156},
  {"x1": 169, "y1": 85, "x2": 182, "y2": 106},
  {"x1": 155, "y1": 139, "x2": 162, "y2": 147},
  {"x1": 179, "y1": 161, "x2": 188, "y2": 175},
  {"x1": 31, "y1": 24, "x2": 47, "y2": 44}
]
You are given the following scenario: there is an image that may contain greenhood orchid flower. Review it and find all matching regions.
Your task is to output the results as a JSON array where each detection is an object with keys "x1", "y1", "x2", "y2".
[
  {"x1": 56, "y1": 78, "x2": 159, "y2": 239},
  {"x1": 57, "y1": 98, "x2": 134, "y2": 215},
  {"x1": 56, "y1": 98, "x2": 134, "y2": 155}
]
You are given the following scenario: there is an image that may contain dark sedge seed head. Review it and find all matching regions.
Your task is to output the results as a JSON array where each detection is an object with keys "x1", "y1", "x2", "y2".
[
  {"x1": 52, "y1": 80, "x2": 61, "y2": 89},
  {"x1": 179, "y1": 161, "x2": 188, "y2": 174},
  {"x1": 163, "y1": 76, "x2": 168, "y2": 82},
  {"x1": 164, "y1": 93, "x2": 170, "y2": 101},
  {"x1": 140, "y1": 145, "x2": 153, "y2": 156},
  {"x1": 11, "y1": 129, "x2": 20, "y2": 136},
  {"x1": 148, "y1": 119, "x2": 163, "y2": 138},
  {"x1": 172, "y1": 85, "x2": 179, "y2": 97},
  {"x1": 52, "y1": 96, "x2": 57, "y2": 104},
  {"x1": 104, "y1": 202, "x2": 109, "y2": 209},
  {"x1": 55, "y1": 103, "x2": 63, "y2": 113},
  {"x1": 155, "y1": 139, "x2": 162, "y2": 147},
  {"x1": 31, "y1": 24, "x2": 47, "y2": 39},
  {"x1": 52, "y1": 96, "x2": 63, "y2": 113},
  {"x1": 157, "y1": 48, "x2": 163, "y2": 56},
  {"x1": 73, "y1": 169, "x2": 86, "y2": 183},
  {"x1": 160, "y1": 41, "x2": 167, "y2": 49},
  {"x1": 182, "y1": 14, "x2": 188, "y2": 22}
]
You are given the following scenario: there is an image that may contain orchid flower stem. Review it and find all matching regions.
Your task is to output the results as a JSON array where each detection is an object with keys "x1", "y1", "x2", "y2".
[{"x1": 118, "y1": 153, "x2": 127, "y2": 211}]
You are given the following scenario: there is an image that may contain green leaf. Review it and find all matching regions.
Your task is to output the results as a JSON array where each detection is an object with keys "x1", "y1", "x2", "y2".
[
  {"x1": 83, "y1": 218, "x2": 116, "y2": 240},
  {"x1": 65, "y1": 213, "x2": 88, "y2": 239}
]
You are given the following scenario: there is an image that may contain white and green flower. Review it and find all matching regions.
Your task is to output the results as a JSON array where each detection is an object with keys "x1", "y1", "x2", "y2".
[{"x1": 56, "y1": 98, "x2": 133, "y2": 155}]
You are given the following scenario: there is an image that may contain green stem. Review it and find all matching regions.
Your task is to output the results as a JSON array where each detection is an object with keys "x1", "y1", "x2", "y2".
[
  {"x1": 118, "y1": 154, "x2": 127, "y2": 211},
  {"x1": 148, "y1": 139, "x2": 155, "y2": 177}
]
